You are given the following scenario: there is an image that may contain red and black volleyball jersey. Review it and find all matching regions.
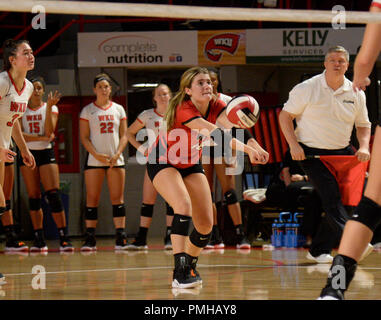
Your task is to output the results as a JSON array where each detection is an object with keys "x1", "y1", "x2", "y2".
[
  {"x1": 372, "y1": 0, "x2": 381, "y2": 8},
  {"x1": 149, "y1": 98, "x2": 226, "y2": 168}
]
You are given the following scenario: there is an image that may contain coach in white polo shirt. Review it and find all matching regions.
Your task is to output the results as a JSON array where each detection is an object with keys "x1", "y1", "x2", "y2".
[{"x1": 279, "y1": 46, "x2": 371, "y2": 263}]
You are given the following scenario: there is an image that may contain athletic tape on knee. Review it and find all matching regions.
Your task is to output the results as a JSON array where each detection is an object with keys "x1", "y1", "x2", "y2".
[
  {"x1": 113, "y1": 204, "x2": 125, "y2": 217},
  {"x1": 46, "y1": 189, "x2": 63, "y2": 213},
  {"x1": 349, "y1": 196, "x2": 381, "y2": 232},
  {"x1": 5, "y1": 200, "x2": 11, "y2": 211},
  {"x1": 224, "y1": 189, "x2": 238, "y2": 205},
  {"x1": 29, "y1": 198, "x2": 41, "y2": 211},
  {"x1": 165, "y1": 202, "x2": 174, "y2": 216},
  {"x1": 171, "y1": 214, "x2": 191, "y2": 236},
  {"x1": 189, "y1": 228, "x2": 212, "y2": 248},
  {"x1": 141, "y1": 203, "x2": 154, "y2": 218},
  {"x1": 85, "y1": 207, "x2": 98, "y2": 221}
]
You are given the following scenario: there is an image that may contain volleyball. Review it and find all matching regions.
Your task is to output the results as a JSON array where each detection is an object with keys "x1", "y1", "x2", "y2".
[{"x1": 226, "y1": 94, "x2": 260, "y2": 129}]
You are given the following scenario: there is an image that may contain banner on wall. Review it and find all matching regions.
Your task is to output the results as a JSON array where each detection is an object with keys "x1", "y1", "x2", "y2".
[
  {"x1": 77, "y1": 31, "x2": 198, "y2": 67},
  {"x1": 198, "y1": 30, "x2": 246, "y2": 65},
  {"x1": 246, "y1": 28, "x2": 365, "y2": 64}
]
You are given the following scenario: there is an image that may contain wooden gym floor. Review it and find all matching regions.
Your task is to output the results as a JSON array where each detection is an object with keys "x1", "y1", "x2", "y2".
[{"x1": 0, "y1": 237, "x2": 380, "y2": 301}]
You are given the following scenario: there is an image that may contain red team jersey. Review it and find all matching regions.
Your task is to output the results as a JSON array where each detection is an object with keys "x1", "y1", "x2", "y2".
[
  {"x1": 151, "y1": 98, "x2": 226, "y2": 168},
  {"x1": 372, "y1": 0, "x2": 381, "y2": 8}
]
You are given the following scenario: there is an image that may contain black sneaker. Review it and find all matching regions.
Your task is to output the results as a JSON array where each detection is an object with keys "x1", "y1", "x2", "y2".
[
  {"x1": 60, "y1": 237, "x2": 74, "y2": 252},
  {"x1": 115, "y1": 232, "x2": 128, "y2": 250},
  {"x1": 172, "y1": 256, "x2": 200, "y2": 289},
  {"x1": 30, "y1": 237, "x2": 48, "y2": 252},
  {"x1": 189, "y1": 256, "x2": 202, "y2": 285},
  {"x1": 5, "y1": 234, "x2": 29, "y2": 252},
  {"x1": 205, "y1": 226, "x2": 224, "y2": 249},
  {"x1": 164, "y1": 234, "x2": 172, "y2": 250},
  {"x1": 127, "y1": 238, "x2": 148, "y2": 250},
  {"x1": 236, "y1": 234, "x2": 251, "y2": 249},
  {"x1": 317, "y1": 286, "x2": 344, "y2": 300},
  {"x1": 81, "y1": 234, "x2": 96, "y2": 251}
]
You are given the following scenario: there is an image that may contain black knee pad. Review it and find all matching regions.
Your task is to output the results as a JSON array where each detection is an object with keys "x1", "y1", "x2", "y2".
[
  {"x1": 29, "y1": 198, "x2": 41, "y2": 211},
  {"x1": 165, "y1": 202, "x2": 174, "y2": 216},
  {"x1": 113, "y1": 204, "x2": 125, "y2": 218},
  {"x1": 349, "y1": 196, "x2": 381, "y2": 232},
  {"x1": 211, "y1": 192, "x2": 215, "y2": 203},
  {"x1": 5, "y1": 200, "x2": 11, "y2": 211},
  {"x1": 189, "y1": 228, "x2": 212, "y2": 248},
  {"x1": 224, "y1": 189, "x2": 238, "y2": 205},
  {"x1": 141, "y1": 203, "x2": 154, "y2": 218},
  {"x1": 85, "y1": 207, "x2": 98, "y2": 221},
  {"x1": 46, "y1": 189, "x2": 63, "y2": 213},
  {"x1": 171, "y1": 214, "x2": 191, "y2": 236},
  {"x1": 0, "y1": 206, "x2": 5, "y2": 217}
]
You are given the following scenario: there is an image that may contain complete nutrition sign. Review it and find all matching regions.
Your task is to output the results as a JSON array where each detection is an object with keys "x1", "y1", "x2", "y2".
[
  {"x1": 77, "y1": 31, "x2": 197, "y2": 67},
  {"x1": 246, "y1": 27, "x2": 365, "y2": 63}
]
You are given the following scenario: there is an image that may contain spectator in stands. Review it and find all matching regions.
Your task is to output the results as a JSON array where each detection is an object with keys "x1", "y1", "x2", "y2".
[
  {"x1": 265, "y1": 149, "x2": 322, "y2": 246},
  {"x1": 279, "y1": 45, "x2": 372, "y2": 263}
]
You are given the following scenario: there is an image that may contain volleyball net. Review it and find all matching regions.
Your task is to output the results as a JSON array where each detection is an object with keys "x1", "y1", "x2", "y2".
[{"x1": 0, "y1": 1, "x2": 380, "y2": 24}]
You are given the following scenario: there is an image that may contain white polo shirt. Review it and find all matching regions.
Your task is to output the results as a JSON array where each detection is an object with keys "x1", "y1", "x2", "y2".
[{"x1": 283, "y1": 72, "x2": 371, "y2": 150}]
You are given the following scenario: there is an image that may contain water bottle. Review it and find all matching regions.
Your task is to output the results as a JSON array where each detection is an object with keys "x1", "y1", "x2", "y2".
[
  {"x1": 285, "y1": 220, "x2": 293, "y2": 248},
  {"x1": 275, "y1": 220, "x2": 284, "y2": 247},
  {"x1": 293, "y1": 213, "x2": 303, "y2": 247},
  {"x1": 271, "y1": 220, "x2": 278, "y2": 246},
  {"x1": 278, "y1": 212, "x2": 291, "y2": 247}
]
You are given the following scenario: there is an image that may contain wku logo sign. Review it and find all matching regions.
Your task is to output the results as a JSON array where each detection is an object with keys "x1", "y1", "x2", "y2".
[{"x1": 204, "y1": 33, "x2": 240, "y2": 62}]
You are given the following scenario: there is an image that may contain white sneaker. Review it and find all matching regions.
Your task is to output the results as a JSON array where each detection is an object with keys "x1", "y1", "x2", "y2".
[
  {"x1": 317, "y1": 295, "x2": 340, "y2": 300},
  {"x1": 306, "y1": 252, "x2": 333, "y2": 263},
  {"x1": 359, "y1": 243, "x2": 373, "y2": 262}
]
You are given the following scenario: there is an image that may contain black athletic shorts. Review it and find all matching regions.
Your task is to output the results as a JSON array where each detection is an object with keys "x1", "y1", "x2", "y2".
[
  {"x1": 147, "y1": 162, "x2": 205, "y2": 182},
  {"x1": 19, "y1": 148, "x2": 56, "y2": 167}
]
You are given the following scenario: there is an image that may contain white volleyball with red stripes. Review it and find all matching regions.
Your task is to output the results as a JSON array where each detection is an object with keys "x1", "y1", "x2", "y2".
[{"x1": 226, "y1": 94, "x2": 260, "y2": 128}]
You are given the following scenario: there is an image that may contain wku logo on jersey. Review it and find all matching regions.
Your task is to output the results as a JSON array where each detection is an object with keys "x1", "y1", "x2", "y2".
[
  {"x1": 26, "y1": 114, "x2": 43, "y2": 121},
  {"x1": 10, "y1": 101, "x2": 27, "y2": 113},
  {"x1": 204, "y1": 33, "x2": 240, "y2": 62},
  {"x1": 98, "y1": 115, "x2": 114, "y2": 121}
]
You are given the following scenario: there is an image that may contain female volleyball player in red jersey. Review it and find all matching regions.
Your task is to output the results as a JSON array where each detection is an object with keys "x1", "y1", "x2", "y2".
[
  {"x1": 127, "y1": 84, "x2": 175, "y2": 250},
  {"x1": 20, "y1": 76, "x2": 73, "y2": 253},
  {"x1": 79, "y1": 73, "x2": 128, "y2": 252},
  {"x1": 319, "y1": 0, "x2": 381, "y2": 300},
  {"x1": 0, "y1": 39, "x2": 36, "y2": 283},
  {"x1": 146, "y1": 66, "x2": 268, "y2": 289}
]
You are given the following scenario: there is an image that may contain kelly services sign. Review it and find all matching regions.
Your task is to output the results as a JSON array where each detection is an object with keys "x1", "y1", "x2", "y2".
[
  {"x1": 246, "y1": 27, "x2": 365, "y2": 63},
  {"x1": 78, "y1": 31, "x2": 198, "y2": 67}
]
